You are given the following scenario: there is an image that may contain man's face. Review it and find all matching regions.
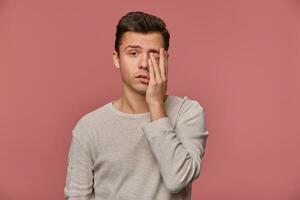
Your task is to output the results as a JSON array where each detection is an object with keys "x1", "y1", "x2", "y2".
[{"x1": 113, "y1": 31, "x2": 164, "y2": 95}]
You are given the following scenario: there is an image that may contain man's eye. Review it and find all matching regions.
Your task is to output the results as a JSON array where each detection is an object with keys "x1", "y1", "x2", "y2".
[{"x1": 129, "y1": 51, "x2": 138, "y2": 56}]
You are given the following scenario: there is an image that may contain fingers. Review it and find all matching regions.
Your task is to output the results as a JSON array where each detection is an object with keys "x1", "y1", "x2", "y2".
[
  {"x1": 148, "y1": 58, "x2": 156, "y2": 82},
  {"x1": 150, "y1": 51, "x2": 161, "y2": 82},
  {"x1": 165, "y1": 50, "x2": 168, "y2": 79},
  {"x1": 149, "y1": 48, "x2": 168, "y2": 83},
  {"x1": 159, "y1": 48, "x2": 166, "y2": 81}
]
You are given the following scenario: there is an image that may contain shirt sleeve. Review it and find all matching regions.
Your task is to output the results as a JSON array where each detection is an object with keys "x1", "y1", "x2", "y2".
[
  {"x1": 141, "y1": 100, "x2": 209, "y2": 194},
  {"x1": 64, "y1": 123, "x2": 95, "y2": 200}
]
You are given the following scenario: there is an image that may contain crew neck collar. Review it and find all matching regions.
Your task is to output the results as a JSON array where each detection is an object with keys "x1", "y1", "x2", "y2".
[{"x1": 108, "y1": 95, "x2": 170, "y2": 119}]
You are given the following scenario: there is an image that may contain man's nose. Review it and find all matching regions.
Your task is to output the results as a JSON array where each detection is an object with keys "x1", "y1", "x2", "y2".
[{"x1": 139, "y1": 53, "x2": 149, "y2": 70}]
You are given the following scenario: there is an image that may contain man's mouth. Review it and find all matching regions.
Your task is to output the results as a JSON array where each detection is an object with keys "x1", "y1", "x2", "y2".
[
  {"x1": 136, "y1": 74, "x2": 150, "y2": 80},
  {"x1": 136, "y1": 76, "x2": 149, "y2": 84}
]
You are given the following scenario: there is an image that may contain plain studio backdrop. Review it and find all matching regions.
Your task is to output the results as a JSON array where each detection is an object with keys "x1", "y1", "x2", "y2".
[{"x1": 0, "y1": 0, "x2": 299, "y2": 199}]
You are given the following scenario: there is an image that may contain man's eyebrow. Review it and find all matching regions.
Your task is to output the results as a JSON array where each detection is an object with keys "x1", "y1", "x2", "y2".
[
  {"x1": 124, "y1": 45, "x2": 160, "y2": 53},
  {"x1": 125, "y1": 45, "x2": 142, "y2": 50}
]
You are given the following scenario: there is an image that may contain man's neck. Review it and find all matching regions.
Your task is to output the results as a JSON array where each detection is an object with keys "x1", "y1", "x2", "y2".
[{"x1": 112, "y1": 91, "x2": 168, "y2": 115}]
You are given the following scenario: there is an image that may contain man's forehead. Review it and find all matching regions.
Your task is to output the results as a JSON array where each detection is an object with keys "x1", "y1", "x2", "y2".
[{"x1": 120, "y1": 32, "x2": 163, "y2": 50}]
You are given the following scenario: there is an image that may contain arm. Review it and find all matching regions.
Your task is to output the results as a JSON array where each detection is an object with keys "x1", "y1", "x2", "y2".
[
  {"x1": 64, "y1": 124, "x2": 94, "y2": 200},
  {"x1": 141, "y1": 100, "x2": 209, "y2": 194}
]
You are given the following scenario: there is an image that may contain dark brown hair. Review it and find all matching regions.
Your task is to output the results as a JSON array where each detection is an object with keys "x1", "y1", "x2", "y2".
[{"x1": 114, "y1": 11, "x2": 170, "y2": 55}]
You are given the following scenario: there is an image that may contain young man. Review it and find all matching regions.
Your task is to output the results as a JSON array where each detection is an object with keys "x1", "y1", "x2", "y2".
[{"x1": 64, "y1": 11, "x2": 209, "y2": 200}]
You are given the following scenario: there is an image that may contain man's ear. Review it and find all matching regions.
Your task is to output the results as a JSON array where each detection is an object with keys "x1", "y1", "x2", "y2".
[{"x1": 112, "y1": 50, "x2": 120, "y2": 69}]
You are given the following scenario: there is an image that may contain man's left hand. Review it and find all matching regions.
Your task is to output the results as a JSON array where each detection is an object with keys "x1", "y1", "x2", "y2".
[{"x1": 146, "y1": 47, "x2": 168, "y2": 107}]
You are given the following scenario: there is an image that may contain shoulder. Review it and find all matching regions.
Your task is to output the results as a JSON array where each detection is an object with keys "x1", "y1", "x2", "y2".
[
  {"x1": 72, "y1": 102, "x2": 110, "y2": 136},
  {"x1": 167, "y1": 95, "x2": 206, "y2": 125},
  {"x1": 175, "y1": 95, "x2": 207, "y2": 132},
  {"x1": 175, "y1": 95, "x2": 205, "y2": 115},
  {"x1": 166, "y1": 95, "x2": 203, "y2": 111}
]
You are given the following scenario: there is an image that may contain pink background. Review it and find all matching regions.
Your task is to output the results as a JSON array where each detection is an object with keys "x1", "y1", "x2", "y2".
[{"x1": 1, "y1": 0, "x2": 299, "y2": 199}]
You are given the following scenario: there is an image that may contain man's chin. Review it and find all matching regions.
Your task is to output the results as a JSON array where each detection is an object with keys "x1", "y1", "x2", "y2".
[{"x1": 134, "y1": 86, "x2": 148, "y2": 95}]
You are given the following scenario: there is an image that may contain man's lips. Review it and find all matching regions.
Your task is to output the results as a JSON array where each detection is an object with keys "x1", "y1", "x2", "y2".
[
  {"x1": 136, "y1": 74, "x2": 150, "y2": 84},
  {"x1": 136, "y1": 74, "x2": 150, "y2": 80}
]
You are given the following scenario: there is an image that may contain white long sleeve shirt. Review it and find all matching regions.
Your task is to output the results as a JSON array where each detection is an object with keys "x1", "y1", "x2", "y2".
[{"x1": 64, "y1": 95, "x2": 209, "y2": 200}]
